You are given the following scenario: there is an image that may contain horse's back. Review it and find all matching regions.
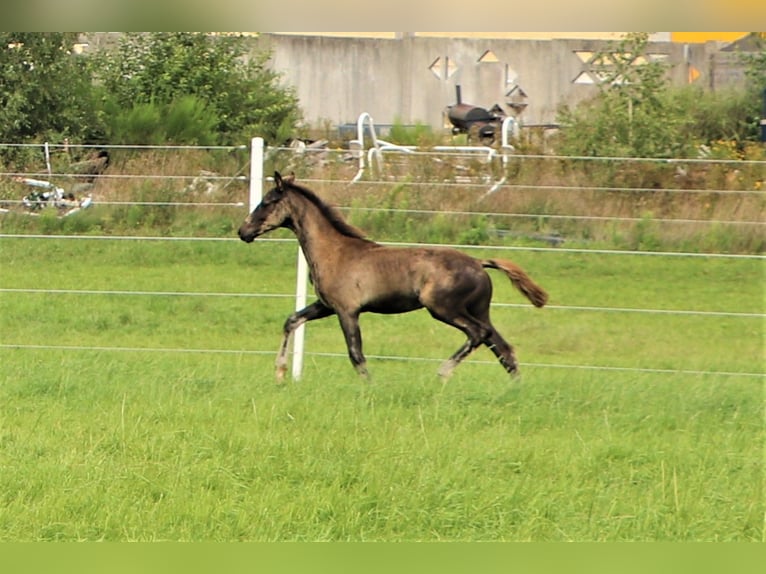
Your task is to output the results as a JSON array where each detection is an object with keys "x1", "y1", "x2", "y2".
[
  {"x1": 359, "y1": 244, "x2": 484, "y2": 283},
  {"x1": 336, "y1": 244, "x2": 486, "y2": 313},
  {"x1": 371, "y1": 245, "x2": 490, "y2": 303}
]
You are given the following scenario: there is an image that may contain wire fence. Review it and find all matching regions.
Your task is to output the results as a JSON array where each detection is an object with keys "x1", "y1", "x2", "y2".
[
  {"x1": 0, "y1": 343, "x2": 762, "y2": 379},
  {"x1": 1, "y1": 142, "x2": 764, "y2": 379},
  {"x1": 302, "y1": 177, "x2": 766, "y2": 196},
  {"x1": 2, "y1": 233, "x2": 763, "y2": 259},
  {"x1": 0, "y1": 287, "x2": 762, "y2": 319},
  {"x1": 344, "y1": 206, "x2": 764, "y2": 227}
]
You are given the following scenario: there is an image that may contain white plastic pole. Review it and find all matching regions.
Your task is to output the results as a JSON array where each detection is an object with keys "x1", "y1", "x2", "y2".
[
  {"x1": 44, "y1": 142, "x2": 52, "y2": 177},
  {"x1": 249, "y1": 135, "x2": 310, "y2": 379},
  {"x1": 292, "y1": 250, "x2": 309, "y2": 380},
  {"x1": 249, "y1": 137, "x2": 264, "y2": 210}
]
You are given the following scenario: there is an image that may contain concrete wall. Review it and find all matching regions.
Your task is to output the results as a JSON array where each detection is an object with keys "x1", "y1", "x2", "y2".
[{"x1": 256, "y1": 34, "x2": 748, "y2": 131}]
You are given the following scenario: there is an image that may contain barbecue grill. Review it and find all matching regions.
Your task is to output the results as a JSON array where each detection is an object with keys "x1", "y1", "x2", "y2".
[{"x1": 445, "y1": 85, "x2": 505, "y2": 144}]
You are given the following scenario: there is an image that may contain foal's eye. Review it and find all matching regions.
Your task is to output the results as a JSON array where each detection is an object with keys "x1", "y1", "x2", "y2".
[{"x1": 263, "y1": 190, "x2": 282, "y2": 205}]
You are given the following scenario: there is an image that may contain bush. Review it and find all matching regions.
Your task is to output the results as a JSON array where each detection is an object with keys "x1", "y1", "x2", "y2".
[
  {"x1": 387, "y1": 120, "x2": 440, "y2": 147},
  {"x1": 555, "y1": 33, "x2": 763, "y2": 158},
  {"x1": 103, "y1": 96, "x2": 221, "y2": 146},
  {"x1": 164, "y1": 97, "x2": 220, "y2": 146},
  {"x1": 0, "y1": 33, "x2": 105, "y2": 149},
  {"x1": 91, "y1": 33, "x2": 302, "y2": 145}
]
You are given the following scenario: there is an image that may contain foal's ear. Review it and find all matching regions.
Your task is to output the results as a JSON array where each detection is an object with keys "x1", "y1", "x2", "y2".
[{"x1": 274, "y1": 171, "x2": 295, "y2": 193}]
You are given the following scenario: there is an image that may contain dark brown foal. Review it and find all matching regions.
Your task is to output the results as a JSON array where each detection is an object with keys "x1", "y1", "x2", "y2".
[{"x1": 238, "y1": 172, "x2": 548, "y2": 380}]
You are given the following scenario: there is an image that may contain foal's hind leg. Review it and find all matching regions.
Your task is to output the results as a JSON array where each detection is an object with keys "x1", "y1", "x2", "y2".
[
  {"x1": 484, "y1": 327, "x2": 518, "y2": 376},
  {"x1": 427, "y1": 310, "x2": 487, "y2": 379},
  {"x1": 428, "y1": 307, "x2": 519, "y2": 379},
  {"x1": 437, "y1": 336, "x2": 482, "y2": 378},
  {"x1": 276, "y1": 300, "x2": 334, "y2": 380},
  {"x1": 438, "y1": 322, "x2": 518, "y2": 379}
]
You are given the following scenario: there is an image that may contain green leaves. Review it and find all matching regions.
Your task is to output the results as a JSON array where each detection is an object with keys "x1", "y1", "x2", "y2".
[
  {"x1": 92, "y1": 33, "x2": 301, "y2": 145},
  {"x1": 0, "y1": 33, "x2": 102, "y2": 144},
  {"x1": 0, "y1": 33, "x2": 301, "y2": 148},
  {"x1": 556, "y1": 32, "x2": 763, "y2": 158}
]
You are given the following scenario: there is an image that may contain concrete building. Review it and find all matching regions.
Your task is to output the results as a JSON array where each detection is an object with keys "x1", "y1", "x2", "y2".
[{"x1": 256, "y1": 32, "x2": 754, "y2": 132}]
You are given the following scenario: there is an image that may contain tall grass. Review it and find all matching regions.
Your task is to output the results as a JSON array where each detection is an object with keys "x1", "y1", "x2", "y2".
[
  {"x1": 1, "y1": 146, "x2": 762, "y2": 253},
  {"x1": 1, "y1": 145, "x2": 763, "y2": 540},
  {"x1": 0, "y1": 239, "x2": 762, "y2": 541},
  {"x1": 278, "y1": 147, "x2": 766, "y2": 254},
  {"x1": 1, "y1": 354, "x2": 760, "y2": 541}
]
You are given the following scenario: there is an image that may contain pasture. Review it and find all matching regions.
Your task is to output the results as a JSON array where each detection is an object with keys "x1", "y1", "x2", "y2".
[{"x1": 0, "y1": 237, "x2": 762, "y2": 541}]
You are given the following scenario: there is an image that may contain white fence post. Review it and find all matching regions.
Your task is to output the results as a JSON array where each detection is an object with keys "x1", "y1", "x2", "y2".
[
  {"x1": 292, "y1": 251, "x2": 309, "y2": 380},
  {"x1": 249, "y1": 137, "x2": 264, "y2": 210},
  {"x1": 44, "y1": 142, "x2": 52, "y2": 177},
  {"x1": 249, "y1": 135, "x2": 308, "y2": 380}
]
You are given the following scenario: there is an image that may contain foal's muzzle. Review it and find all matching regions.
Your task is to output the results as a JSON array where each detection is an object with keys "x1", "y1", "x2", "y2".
[
  {"x1": 238, "y1": 227, "x2": 256, "y2": 243},
  {"x1": 238, "y1": 211, "x2": 265, "y2": 242}
]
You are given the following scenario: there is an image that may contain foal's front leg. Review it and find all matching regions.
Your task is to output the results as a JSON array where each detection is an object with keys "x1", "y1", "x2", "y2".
[{"x1": 276, "y1": 300, "x2": 334, "y2": 380}]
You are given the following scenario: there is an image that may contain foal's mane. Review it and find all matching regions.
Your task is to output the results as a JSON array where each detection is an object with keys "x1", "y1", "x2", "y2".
[{"x1": 286, "y1": 180, "x2": 370, "y2": 241}]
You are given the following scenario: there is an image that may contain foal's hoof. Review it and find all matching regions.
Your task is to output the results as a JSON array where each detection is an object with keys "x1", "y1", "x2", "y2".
[
  {"x1": 437, "y1": 359, "x2": 458, "y2": 379},
  {"x1": 275, "y1": 365, "x2": 287, "y2": 382},
  {"x1": 505, "y1": 359, "x2": 520, "y2": 378},
  {"x1": 356, "y1": 366, "x2": 371, "y2": 382}
]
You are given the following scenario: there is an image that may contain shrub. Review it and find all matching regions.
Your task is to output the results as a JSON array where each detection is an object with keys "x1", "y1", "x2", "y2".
[
  {"x1": 0, "y1": 33, "x2": 105, "y2": 151},
  {"x1": 555, "y1": 33, "x2": 763, "y2": 158},
  {"x1": 387, "y1": 120, "x2": 440, "y2": 147},
  {"x1": 91, "y1": 33, "x2": 302, "y2": 145}
]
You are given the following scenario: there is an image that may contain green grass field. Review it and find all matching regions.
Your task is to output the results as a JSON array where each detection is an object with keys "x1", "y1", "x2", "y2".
[{"x1": 0, "y1": 237, "x2": 763, "y2": 541}]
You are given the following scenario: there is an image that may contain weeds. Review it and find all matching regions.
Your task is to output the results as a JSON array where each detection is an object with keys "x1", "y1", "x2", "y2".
[{"x1": 0, "y1": 145, "x2": 762, "y2": 254}]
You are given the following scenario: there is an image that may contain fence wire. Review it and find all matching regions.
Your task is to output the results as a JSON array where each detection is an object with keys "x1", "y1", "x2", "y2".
[
  {"x1": 0, "y1": 344, "x2": 762, "y2": 379},
  {"x1": 1, "y1": 234, "x2": 763, "y2": 259},
  {"x1": 2, "y1": 143, "x2": 763, "y2": 379},
  {"x1": 0, "y1": 288, "x2": 762, "y2": 318}
]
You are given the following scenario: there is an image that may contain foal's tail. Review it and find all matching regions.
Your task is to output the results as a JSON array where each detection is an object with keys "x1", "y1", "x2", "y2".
[{"x1": 481, "y1": 259, "x2": 548, "y2": 308}]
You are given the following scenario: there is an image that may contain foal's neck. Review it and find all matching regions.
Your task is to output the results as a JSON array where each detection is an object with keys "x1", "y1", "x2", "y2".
[{"x1": 289, "y1": 193, "x2": 369, "y2": 261}]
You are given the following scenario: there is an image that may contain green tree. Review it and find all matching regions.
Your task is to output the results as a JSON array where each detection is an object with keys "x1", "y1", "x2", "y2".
[
  {"x1": 91, "y1": 33, "x2": 302, "y2": 145},
  {"x1": 738, "y1": 33, "x2": 766, "y2": 141},
  {"x1": 740, "y1": 33, "x2": 766, "y2": 93},
  {"x1": 0, "y1": 32, "x2": 103, "y2": 144}
]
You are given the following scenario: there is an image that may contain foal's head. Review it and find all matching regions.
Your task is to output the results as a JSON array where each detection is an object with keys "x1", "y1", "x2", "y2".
[{"x1": 238, "y1": 171, "x2": 296, "y2": 243}]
